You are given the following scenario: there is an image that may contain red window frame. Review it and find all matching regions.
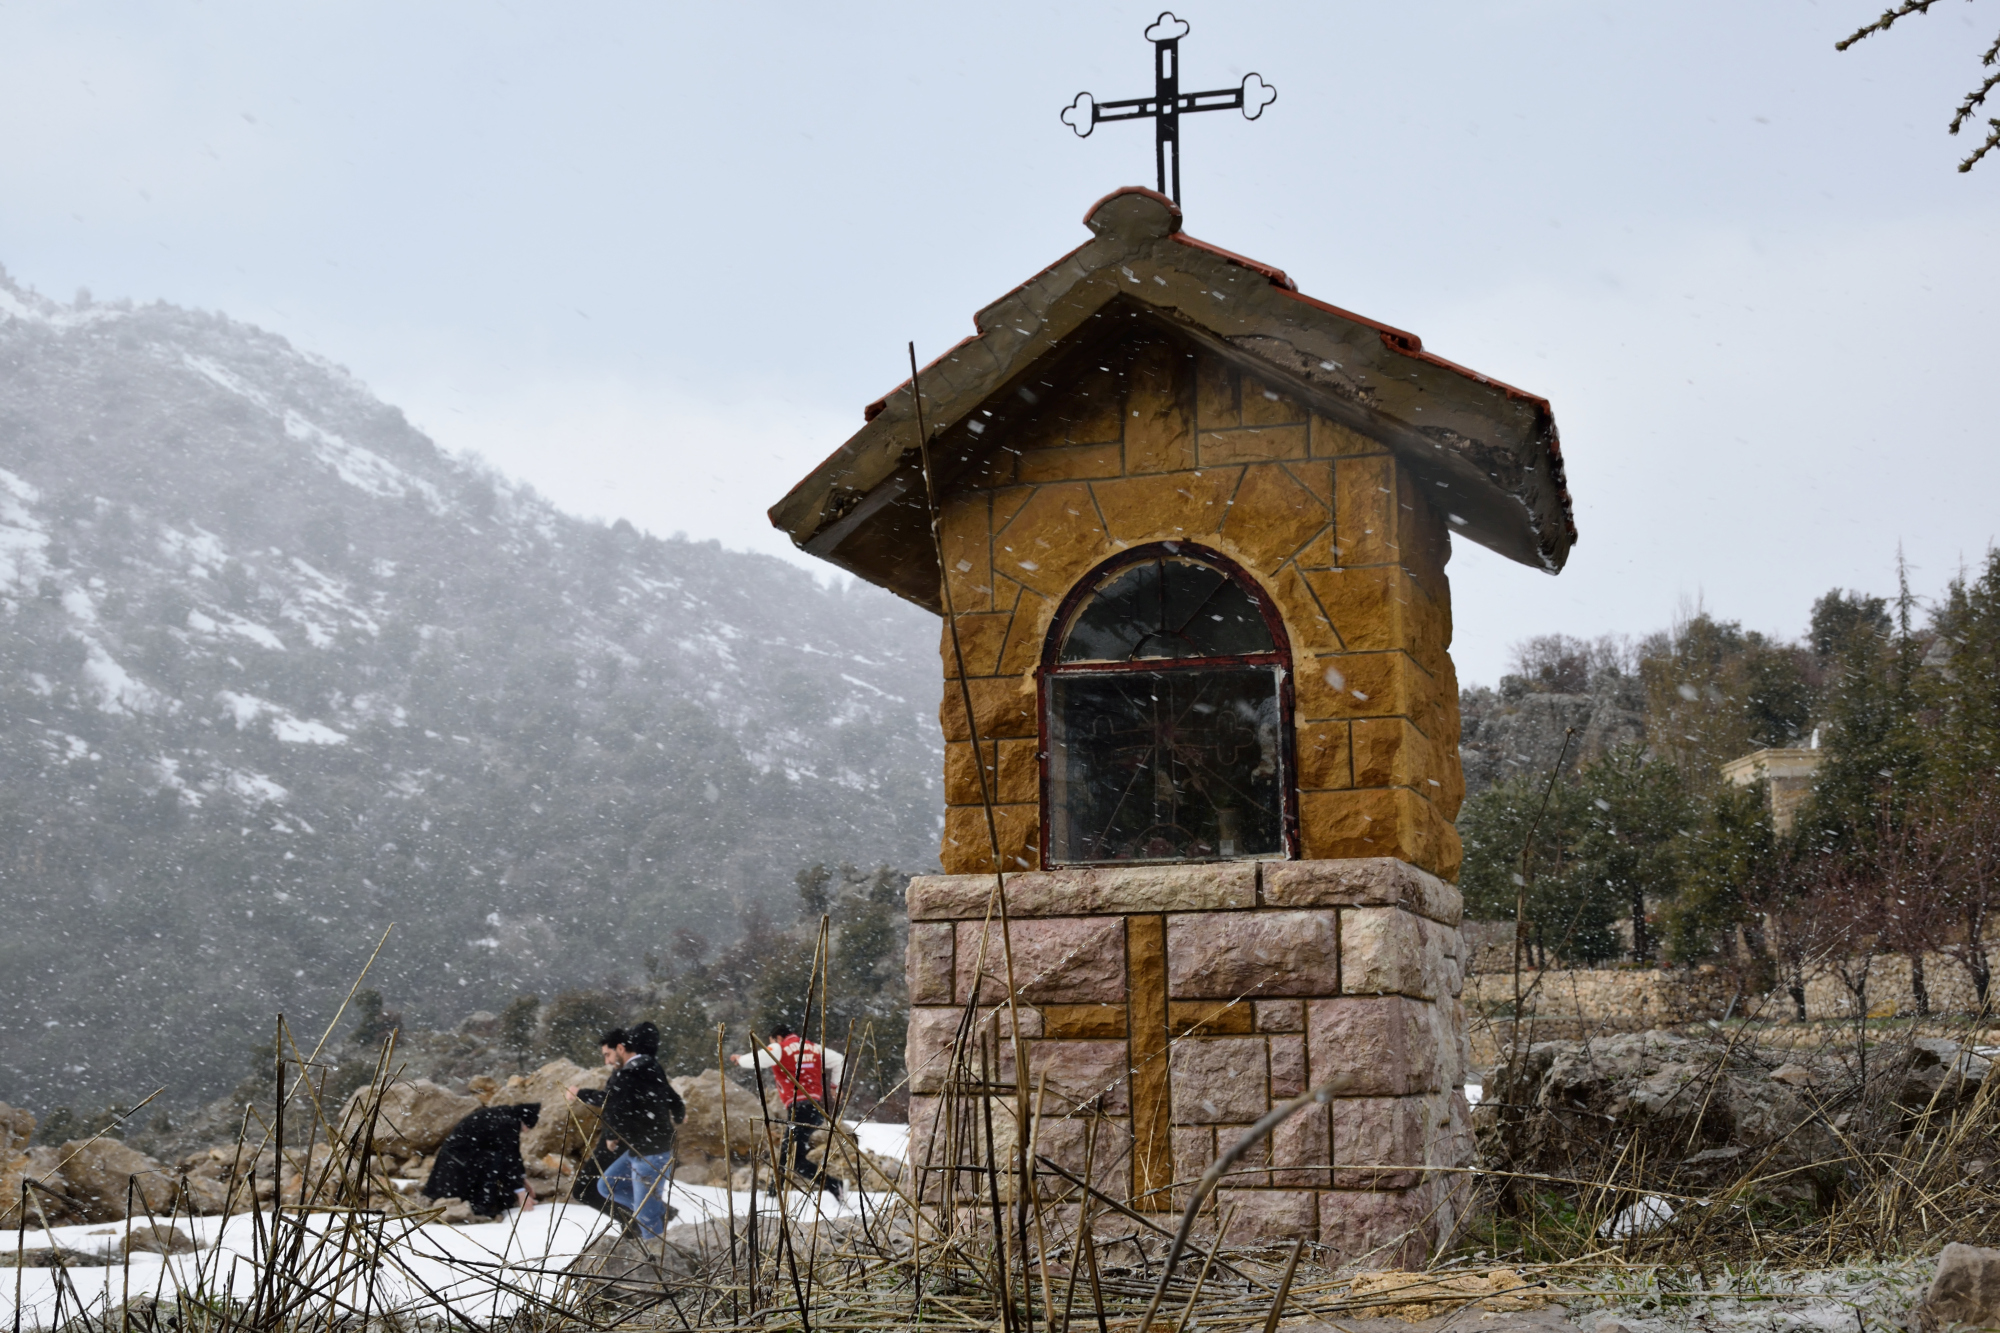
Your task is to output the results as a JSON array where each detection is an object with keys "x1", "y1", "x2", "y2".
[{"x1": 1037, "y1": 541, "x2": 1299, "y2": 868}]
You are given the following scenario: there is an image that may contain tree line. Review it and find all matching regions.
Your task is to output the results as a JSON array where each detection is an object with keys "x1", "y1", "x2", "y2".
[{"x1": 1458, "y1": 550, "x2": 2000, "y2": 1016}]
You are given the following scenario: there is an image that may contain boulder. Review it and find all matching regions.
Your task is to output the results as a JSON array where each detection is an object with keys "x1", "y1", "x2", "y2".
[
  {"x1": 56, "y1": 1139, "x2": 179, "y2": 1222},
  {"x1": 567, "y1": 1230, "x2": 709, "y2": 1298},
  {"x1": 457, "y1": 1011, "x2": 499, "y2": 1037},
  {"x1": 804, "y1": 1122, "x2": 903, "y2": 1192},
  {"x1": 0, "y1": 1102, "x2": 33, "y2": 1155},
  {"x1": 123, "y1": 1224, "x2": 198, "y2": 1256},
  {"x1": 0, "y1": 1146, "x2": 77, "y2": 1227},
  {"x1": 670, "y1": 1068, "x2": 762, "y2": 1161},
  {"x1": 1914, "y1": 1242, "x2": 2000, "y2": 1331},
  {"x1": 1899, "y1": 1039, "x2": 1991, "y2": 1113},
  {"x1": 1476, "y1": 1031, "x2": 1836, "y2": 1202},
  {"x1": 340, "y1": 1078, "x2": 482, "y2": 1156},
  {"x1": 504, "y1": 1059, "x2": 608, "y2": 1159},
  {"x1": 670, "y1": 1152, "x2": 728, "y2": 1187},
  {"x1": 175, "y1": 1163, "x2": 234, "y2": 1216},
  {"x1": 566, "y1": 1216, "x2": 862, "y2": 1299}
]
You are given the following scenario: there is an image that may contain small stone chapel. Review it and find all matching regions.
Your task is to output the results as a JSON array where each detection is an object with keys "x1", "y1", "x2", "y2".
[{"x1": 769, "y1": 188, "x2": 1575, "y2": 1264}]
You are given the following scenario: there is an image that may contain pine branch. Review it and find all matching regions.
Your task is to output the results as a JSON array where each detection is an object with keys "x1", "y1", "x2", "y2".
[
  {"x1": 1835, "y1": 0, "x2": 1945, "y2": 52},
  {"x1": 1837, "y1": 2, "x2": 2000, "y2": 172},
  {"x1": 1956, "y1": 117, "x2": 2000, "y2": 172}
]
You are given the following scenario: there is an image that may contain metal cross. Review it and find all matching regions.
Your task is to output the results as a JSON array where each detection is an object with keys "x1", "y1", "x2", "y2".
[{"x1": 1061, "y1": 12, "x2": 1276, "y2": 207}]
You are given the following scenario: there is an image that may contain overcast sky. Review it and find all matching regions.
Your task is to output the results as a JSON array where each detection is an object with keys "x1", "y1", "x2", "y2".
[{"x1": 3, "y1": 2, "x2": 1996, "y2": 686}]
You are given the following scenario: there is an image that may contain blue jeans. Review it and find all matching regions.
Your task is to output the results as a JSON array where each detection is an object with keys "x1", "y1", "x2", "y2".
[{"x1": 597, "y1": 1148, "x2": 675, "y2": 1238}]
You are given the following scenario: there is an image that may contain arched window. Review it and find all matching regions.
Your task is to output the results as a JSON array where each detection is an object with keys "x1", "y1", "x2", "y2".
[{"x1": 1041, "y1": 543, "x2": 1295, "y2": 866}]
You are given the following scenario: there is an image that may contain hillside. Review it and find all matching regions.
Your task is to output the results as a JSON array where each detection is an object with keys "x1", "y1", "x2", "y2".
[{"x1": 0, "y1": 273, "x2": 942, "y2": 1112}]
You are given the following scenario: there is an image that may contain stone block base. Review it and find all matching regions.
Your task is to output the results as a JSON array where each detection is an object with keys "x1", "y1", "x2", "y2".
[{"x1": 904, "y1": 857, "x2": 1475, "y2": 1265}]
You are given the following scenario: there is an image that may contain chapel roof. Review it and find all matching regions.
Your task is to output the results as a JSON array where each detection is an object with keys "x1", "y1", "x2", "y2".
[{"x1": 769, "y1": 187, "x2": 1575, "y2": 613}]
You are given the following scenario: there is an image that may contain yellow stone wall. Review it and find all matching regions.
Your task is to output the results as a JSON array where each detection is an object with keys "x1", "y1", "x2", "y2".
[{"x1": 938, "y1": 331, "x2": 1464, "y2": 880}]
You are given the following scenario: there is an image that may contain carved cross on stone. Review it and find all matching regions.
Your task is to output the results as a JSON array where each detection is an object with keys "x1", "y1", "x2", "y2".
[{"x1": 1061, "y1": 11, "x2": 1276, "y2": 207}]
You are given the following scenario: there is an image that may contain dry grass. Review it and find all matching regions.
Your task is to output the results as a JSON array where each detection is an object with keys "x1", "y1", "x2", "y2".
[
  {"x1": 22, "y1": 924, "x2": 2000, "y2": 1333},
  {"x1": 1464, "y1": 1000, "x2": 2000, "y2": 1274}
]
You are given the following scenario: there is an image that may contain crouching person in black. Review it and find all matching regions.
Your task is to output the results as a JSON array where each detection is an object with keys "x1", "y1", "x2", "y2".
[
  {"x1": 423, "y1": 1102, "x2": 542, "y2": 1218},
  {"x1": 566, "y1": 1022, "x2": 685, "y2": 1238}
]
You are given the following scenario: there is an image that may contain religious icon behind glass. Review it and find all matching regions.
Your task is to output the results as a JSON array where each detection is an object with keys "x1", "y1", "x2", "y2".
[{"x1": 1042, "y1": 542, "x2": 1293, "y2": 866}]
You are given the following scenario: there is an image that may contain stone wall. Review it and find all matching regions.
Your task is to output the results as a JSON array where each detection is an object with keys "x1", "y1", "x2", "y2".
[
  {"x1": 935, "y1": 329, "x2": 1463, "y2": 879},
  {"x1": 904, "y1": 857, "x2": 1473, "y2": 1267},
  {"x1": 1462, "y1": 949, "x2": 2000, "y2": 1024},
  {"x1": 1799, "y1": 951, "x2": 2000, "y2": 1019},
  {"x1": 1463, "y1": 966, "x2": 1735, "y2": 1025}
]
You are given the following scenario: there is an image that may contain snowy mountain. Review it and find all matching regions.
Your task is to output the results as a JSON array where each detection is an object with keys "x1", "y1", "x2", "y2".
[{"x1": 0, "y1": 272, "x2": 942, "y2": 1111}]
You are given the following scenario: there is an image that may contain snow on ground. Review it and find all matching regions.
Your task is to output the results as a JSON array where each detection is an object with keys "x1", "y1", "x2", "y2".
[
  {"x1": 1, "y1": 1183, "x2": 897, "y2": 1330},
  {"x1": 853, "y1": 1120, "x2": 909, "y2": 1162}
]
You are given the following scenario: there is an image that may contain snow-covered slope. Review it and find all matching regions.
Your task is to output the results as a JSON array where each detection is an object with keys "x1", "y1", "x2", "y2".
[{"x1": 0, "y1": 271, "x2": 942, "y2": 1110}]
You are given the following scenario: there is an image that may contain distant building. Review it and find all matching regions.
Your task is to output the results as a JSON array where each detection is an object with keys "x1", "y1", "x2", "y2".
[{"x1": 1720, "y1": 744, "x2": 1825, "y2": 835}]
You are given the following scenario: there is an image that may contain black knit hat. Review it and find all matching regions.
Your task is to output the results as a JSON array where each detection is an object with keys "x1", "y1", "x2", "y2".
[{"x1": 625, "y1": 1021, "x2": 660, "y2": 1056}]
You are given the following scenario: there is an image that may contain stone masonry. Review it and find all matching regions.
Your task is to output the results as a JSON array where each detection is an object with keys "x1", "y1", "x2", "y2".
[
  {"x1": 936, "y1": 331, "x2": 1464, "y2": 880},
  {"x1": 772, "y1": 188, "x2": 1576, "y2": 1269},
  {"x1": 904, "y1": 857, "x2": 1474, "y2": 1267}
]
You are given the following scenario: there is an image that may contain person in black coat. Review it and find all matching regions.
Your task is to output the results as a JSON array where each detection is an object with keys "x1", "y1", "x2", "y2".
[
  {"x1": 566, "y1": 1022, "x2": 685, "y2": 1236},
  {"x1": 423, "y1": 1102, "x2": 542, "y2": 1218}
]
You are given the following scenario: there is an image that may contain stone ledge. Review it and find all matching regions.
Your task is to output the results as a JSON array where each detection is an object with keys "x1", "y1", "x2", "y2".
[
  {"x1": 1260, "y1": 857, "x2": 1463, "y2": 926},
  {"x1": 907, "y1": 862, "x2": 1258, "y2": 919},
  {"x1": 907, "y1": 857, "x2": 1461, "y2": 922}
]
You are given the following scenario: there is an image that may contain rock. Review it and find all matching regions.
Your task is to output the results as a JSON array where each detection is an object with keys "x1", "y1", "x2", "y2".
[
  {"x1": 1900, "y1": 1039, "x2": 1991, "y2": 1112},
  {"x1": 467, "y1": 1075, "x2": 500, "y2": 1103},
  {"x1": 457, "y1": 1011, "x2": 499, "y2": 1037},
  {"x1": 566, "y1": 1216, "x2": 863, "y2": 1299},
  {"x1": 57, "y1": 1139, "x2": 179, "y2": 1222},
  {"x1": 123, "y1": 1224, "x2": 198, "y2": 1255},
  {"x1": 508, "y1": 1059, "x2": 609, "y2": 1160},
  {"x1": 670, "y1": 1067, "x2": 764, "y2": 1161},
  {"x1": 803, "y1": 1122, "x2": 904, "y2": 1192},
  {"x1": 1345, "y1": 1268, "x2": 1548, "y2": 1320},
  {"x1": 670, "y1": 1152, "x2": 725, "y2": 1187},
  {"x1": 0, "y1": 1146, "x2": 77, "y2": 1226},
  {"x1": 0, "y1": 1245, "x2": 116, "y2": 1268},
  {"x1": 1476, "y1": 1031, "x2": 1835, "y2": 1203},
  {"x1": 1769, "y1": 1063, "x2": 1815, "y2": 1088},
  {"x1": 173, "y1": 1158, "x2": 235, "y2": 1215},
  {"x1": 0, "y1": 1102, "x2": 33, "y2": 1154},
  {"x1": 432, "y1": 1198, "x2": 475, "y2": 1224},
  {"x1": 567, "y1": 1230, "x2": 709, "y2": 1297},
  {"x1": 1915, "y1": 1241, "x2": 2000, "y2": 1331},
  {"x1": 341, "y1": 1079, "x2": 482, "y2": 1156}
]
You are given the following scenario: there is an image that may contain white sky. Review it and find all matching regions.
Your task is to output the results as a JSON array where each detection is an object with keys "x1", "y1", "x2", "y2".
[{"x1": 2, "y1": 2, "x2": 1996, "y2": 686}]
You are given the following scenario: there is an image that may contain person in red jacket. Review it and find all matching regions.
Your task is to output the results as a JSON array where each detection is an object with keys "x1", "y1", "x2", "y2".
[{"x1": 733, "y1": 1026, "x2": 845, "y2": 1198}]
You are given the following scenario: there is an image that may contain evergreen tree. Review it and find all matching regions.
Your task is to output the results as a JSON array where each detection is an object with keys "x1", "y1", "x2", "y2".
[
  {"x1": 1797, "y1": 583, "x2": 1928, "y2": 851},
  {"x1": 1666, "y1": 780, "x2": 1776, "y2": 972},
  {"x1": 1564, "y1": 749, "x2": 1692, "y2": 963}
]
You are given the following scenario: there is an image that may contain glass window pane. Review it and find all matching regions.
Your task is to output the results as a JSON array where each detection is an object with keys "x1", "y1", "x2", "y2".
[
  {"x1": 1047, "y1": 666, "x2": 1284, "y2": 864},
  {"x1": 1060, "y1": 557, "x2": 1274, "y2": 663}
]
